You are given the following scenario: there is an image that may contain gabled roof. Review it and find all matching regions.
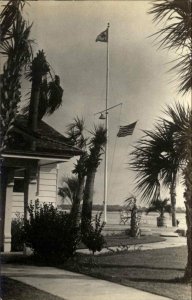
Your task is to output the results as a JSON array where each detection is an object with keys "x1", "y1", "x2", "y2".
[{"x1": 3, "y1": 115, "x2": 83, "y2": 160}]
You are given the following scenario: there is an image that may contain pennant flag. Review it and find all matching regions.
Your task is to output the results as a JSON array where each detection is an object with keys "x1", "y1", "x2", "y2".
[
  {"x1": 117, "y1": 121, "x2": 137, "y2": 137},
  {"x1": 96, "y1": 29, "x2": 108, "y2": 43}
]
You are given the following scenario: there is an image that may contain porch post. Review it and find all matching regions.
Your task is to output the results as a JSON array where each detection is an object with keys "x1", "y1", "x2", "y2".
[{"x1": 4, "y1": 180, "x2": 14, "y2": 252}]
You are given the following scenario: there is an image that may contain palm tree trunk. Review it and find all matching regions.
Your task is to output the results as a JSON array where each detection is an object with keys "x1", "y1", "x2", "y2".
[
  {"x1": 28, "y1": 81, "x2": 41, "y2": 151},
  {"x1": 81, "y1": 170, "x2": 96, "y2": 223},
  {"x1": 70, "y1": 176, "x2": 85, "y2": 227},
  {"x1": 170, "y1": 174, "x2": 177, "y2": 227},
  {"x1": 131, "y1": 204, "x2": 139, "y2": 237},
  {"x1": 184, "y1": 160, "x2": 192, "y2": 281}
]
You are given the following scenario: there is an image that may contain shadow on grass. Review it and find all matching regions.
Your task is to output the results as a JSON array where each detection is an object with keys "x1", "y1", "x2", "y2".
[
  {"x1": 127, "y1": 277, "x2": 189, "y2": 284},
  {"x1": 78, "y1": 262, "x2": 184, "y2": 272}
]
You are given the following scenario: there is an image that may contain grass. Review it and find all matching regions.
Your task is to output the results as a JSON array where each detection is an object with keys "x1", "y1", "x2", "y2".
[
  {"x1": 61, "y1": 246, "x2": 191, "y2": 300},
  {"x1": 104, "y1": 233, "x2": 165, "y2": 248},
  {"x1": 1, "y1": 276, "x2": 65, "y2": 300},
  {"x1": 1, "y1": 235, "x2": 190, "y2": 300}
]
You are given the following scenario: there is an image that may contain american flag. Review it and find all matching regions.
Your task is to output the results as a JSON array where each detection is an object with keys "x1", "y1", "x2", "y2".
[{"x1": 117, "y1": 121, "x2": 137, "y2": 137}]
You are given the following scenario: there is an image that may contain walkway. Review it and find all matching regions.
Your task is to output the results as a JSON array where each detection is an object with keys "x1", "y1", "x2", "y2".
[{"x1": 2, "y1": 264, "x2": 171, "y2": 300}]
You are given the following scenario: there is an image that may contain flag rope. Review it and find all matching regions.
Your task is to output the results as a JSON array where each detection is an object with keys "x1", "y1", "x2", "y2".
[{"x1": 108, "y1": 104, "x2": 122, "y2": 196}]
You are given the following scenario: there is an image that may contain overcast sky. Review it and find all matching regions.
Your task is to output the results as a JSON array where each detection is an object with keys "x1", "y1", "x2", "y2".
[{"x1": 22, "y1": 1, "x2": 190, "y2": 207}]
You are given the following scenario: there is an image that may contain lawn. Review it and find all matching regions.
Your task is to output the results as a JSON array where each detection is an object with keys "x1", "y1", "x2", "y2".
[
  {"x1": 1, "y1": 276, "x2": 65, "y2": 300},
  {"x1": 61, "y1": 246, "x2": 191, "y2": 300},
  {"x1": 1, "y1": 235, "x2": 190, "y2": 300}
]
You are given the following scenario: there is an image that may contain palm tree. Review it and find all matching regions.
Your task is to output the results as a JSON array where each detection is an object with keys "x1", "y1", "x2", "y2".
[
  {"x1": 26, "y1": 51, "x2": 63, "y2": 144},
  {"x1": 0, "y1": 0, "x2": 32, "y2": 149},
  {"x1": 164, "y1": 103, "x2": 191, "y2": 280},
  {"x1": 149, "y1": 0, "x2": 192, "y2": 94},
  {"x1": 58, "y1": 176, "x2": 79, "y2": 205},
  {"x1": 125, "y1": 196, "x2": 140, "y2": 237},
  {"x1": 130, "y1": 121, "x2": 182, "y2": 226},
  {"x1": 149, "y1": 0, "x2": 192, "y2": 280},
  {"x1": 66, "y1": 118, "x2": 87, "y2": 227},
  {"x1": 146, "y1": 198, "x2": 172, "y2": 227},
  {"x1": 131, "y1": 103, "x2": 191, "y2": 280},
  {"x1": 81, "y1": 125, "x2": 107, "y2": 223},
  {"x1": 0, "y1": 0, "x2": 26, "y2": 42}
]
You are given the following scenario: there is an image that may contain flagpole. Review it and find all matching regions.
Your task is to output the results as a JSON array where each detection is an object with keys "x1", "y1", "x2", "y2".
[{"x1": 104, "y1": 23, "x2": 110, "y2": 223}]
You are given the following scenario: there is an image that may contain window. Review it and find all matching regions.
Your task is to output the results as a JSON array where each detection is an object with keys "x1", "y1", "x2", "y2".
[{"x1": 13, "y1": 178, "x2": 25, "y2": 193}]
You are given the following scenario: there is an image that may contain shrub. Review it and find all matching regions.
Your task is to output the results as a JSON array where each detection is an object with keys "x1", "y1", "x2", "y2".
[
  {"x1": 11, "y1": 213, "x2": 25, "y2": 252},
  {"x1": 24, "y1": 200, "x2": 80, "y2": 261},
  {"x1": 81, "y1": 212, "x2": 106, "y2": 255}
]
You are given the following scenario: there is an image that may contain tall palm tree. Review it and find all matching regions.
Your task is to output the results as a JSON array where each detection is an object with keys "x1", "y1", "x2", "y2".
[
  {"x1": 66, "y1": 118, "x2": 87, "y2": 227},
  {"x1": 149, "y1": 0, "x2": 192, "y2": 280},
  {"x1": 130, "y1": 121, "x2": 182, "y2": 226},
  {"x1": 164, "y1": 103, "x2": 191, "y2": 280},
  {"x1": 26, "y1": 51, "x2": 63, "y2": 137},
  {"x1": 149, "y1": 0, "x2": 192, "y2": 94},
  {"x1": 81, "y1": 125, "x2": 107, "y2": 223},
  {"x1": 131, "y1": 103, "x2": 191, "y2": 280},
  {"x1": 0, "y1": 0, "x2": 32, "y2": 149}
]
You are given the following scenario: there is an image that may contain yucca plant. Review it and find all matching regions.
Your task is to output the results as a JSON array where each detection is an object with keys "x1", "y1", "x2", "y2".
[
  {"x1": 65, "y1": 118, "x2": 87, "y2": 227},
  {"x1": 81, "y1": 125, "x2": 107, "y2": 223}
]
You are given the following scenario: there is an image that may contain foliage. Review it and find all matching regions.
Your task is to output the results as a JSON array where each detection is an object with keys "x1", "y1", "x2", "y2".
[
  {"x1": 24, "y1": 50, "x2": 63, "y2": 121},
  {"x1": 130, "y1": 103, "x2": 186, "y2": 201},
  {"x1": 24, "y1": 200, "x2": 80, "y2": 261},
  {"x1": 11, "y1": 213, "x2": 25, "y2": 252},
  {"x1": 58, "y1": 176, "x2": 79, "y2": 204},
  {"x1": 146, "y1": 198, "x2": 172, "y2": 217},
  {"x1": 0, "y1": 0, "x2": 33, "y2": 149},
  {"x1": 86, "y1": 125, "x2": 107, "y2": 171},
  {"x1": 81, "y1": 212, "x2": 106, "y2": 254},
  {"x1": 149, "y1": 0, "x2": 192, "y2": 94}
]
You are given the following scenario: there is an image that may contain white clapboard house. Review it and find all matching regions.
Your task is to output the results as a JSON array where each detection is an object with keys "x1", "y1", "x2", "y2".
[{"x1": 1, "y1": 115, "x2": 82, "y2": 252}]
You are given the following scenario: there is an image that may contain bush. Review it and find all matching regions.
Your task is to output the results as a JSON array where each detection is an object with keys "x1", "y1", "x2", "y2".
[
  {"x1": 11, "y1": 213, "x2": 25, "y2": 252},
  {"x1": 24, "y1": 200, "x2": 80, "y2": 261},
  {"x1": 81, "y1": 212, "x2": 106, "y2": 255}
]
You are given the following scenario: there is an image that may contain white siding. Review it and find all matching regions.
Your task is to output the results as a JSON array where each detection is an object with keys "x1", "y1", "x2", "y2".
[
  {"x1": 38, "y1": 164, "x2": 58, "y2": 205},
  {"x1": 12, "y1": 193, "x2": 24, "y2": 218},
  {"x1": 11, "y1": 163, "x2": 59, "y2": 218}
]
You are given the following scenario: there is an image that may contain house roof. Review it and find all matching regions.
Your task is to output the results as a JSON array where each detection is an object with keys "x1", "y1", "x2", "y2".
[{"x1": 3, "y1": 115, "x2": 83, "y2": 160}]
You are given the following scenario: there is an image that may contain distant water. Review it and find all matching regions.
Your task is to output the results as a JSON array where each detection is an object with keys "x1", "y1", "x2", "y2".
[{"x1": 92, "y1": 211, "x2": 186, "y2": 229}]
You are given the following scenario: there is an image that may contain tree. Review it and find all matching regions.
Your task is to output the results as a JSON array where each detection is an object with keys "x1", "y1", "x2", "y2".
[
  {"x1": 58, "y1": 176, "x2": 79, "y2": 205},
  {"x1": 81, "y1": 125, "x2": 107, "y2": 223},
  {"x1": 25, "y1": 50, "x2": 63, "y2": 150},
  {"x1": 149, "y1": 0, "x2": 192, "y2": 280},
  {"x1": 146, "y1": 198, "x2": 172, "y2": 227},
  {"x1": 66, "y1": 118, "x2": 87, "y2": 227},
  {"x1": 0, "y1": 0, "x2": 32, "y2": 149},
  {"x1": 131, "y1": 103, "x2": 191, "y2": 280},
  {"x1": 164, "y1": 103, "x2": 191, "y2": 280},
  {"x1": 130, "y1": 120, "x2": 182, "y2": 226}
]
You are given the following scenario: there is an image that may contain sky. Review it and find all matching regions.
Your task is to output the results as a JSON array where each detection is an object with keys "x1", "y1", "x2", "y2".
[{"x1": 20, "y1": 1, "x2": 190, "y2": 207}]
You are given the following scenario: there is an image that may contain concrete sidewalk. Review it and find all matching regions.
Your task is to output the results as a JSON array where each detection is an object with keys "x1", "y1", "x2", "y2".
[{"x1": 2, "y1": 264, "x2": 172, "y2": 300}]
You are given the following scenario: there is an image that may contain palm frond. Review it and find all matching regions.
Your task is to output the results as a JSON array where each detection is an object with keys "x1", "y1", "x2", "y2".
[
  {"x1": 149, "y1": 0, "x2": 192, "y2": 94},
  {"x1": 130, "y1": 104, "x2": 187, "y2": 202}
]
